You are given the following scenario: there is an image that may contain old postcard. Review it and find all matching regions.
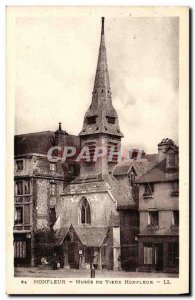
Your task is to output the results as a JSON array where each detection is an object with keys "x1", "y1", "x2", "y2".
[{"x1": 6, "y1": 6, "x2": 189, "y2": 294}]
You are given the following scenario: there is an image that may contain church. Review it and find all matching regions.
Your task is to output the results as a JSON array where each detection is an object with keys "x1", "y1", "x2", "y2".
[
  {"x1": 53, "y1": 17, "x2": 139, "y2": 271},
  {"x1": 14, "y1": 17, "x2": 179, "y2": 273}
]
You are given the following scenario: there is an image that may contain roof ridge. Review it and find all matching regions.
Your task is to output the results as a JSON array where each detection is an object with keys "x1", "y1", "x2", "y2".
[{"x1": 15, "y1": 130, "x2": 55, "y2": 136}]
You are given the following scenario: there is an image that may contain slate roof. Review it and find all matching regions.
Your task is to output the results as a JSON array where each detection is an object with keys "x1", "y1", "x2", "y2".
[
  {"x1": 14, "y1": 131, "x2": 80, "y2": 156},
  {"x1": 62, "y1": 173, "x2": 136, "y2": 210},
  {"x1": 113, "y1": 164, "x2": 132, "y2": 176},
  {"x1": 55, "y1": 226, "x2": 108, "y2": 247},
  {"x1": 143, "y1": 154, "x2": 159, "y2": 163},
  {"x1": 110, "y1": 213, "x2": 120, "y2": 227},
  {"x1": 135, "y1": 159, "x2": 179, "y2": 183},
  {"x1": 54, "y1": 227, "x2": 70, "y2": 246},
  {"x1": 79, "y1": 18, "x2": 123, "y2": 138},
  {"x1": 113, "y1": 160, "x2": 156, "y2": 178},
  {"x1": 105, "y1": 174, "x2": 136, "y2": 209},
  {"x1": 74, "y1": 226, "x2": 108, "y2": 247}
]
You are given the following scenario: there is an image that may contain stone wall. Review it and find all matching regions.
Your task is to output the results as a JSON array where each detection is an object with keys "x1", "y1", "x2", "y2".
[{"x1": 59, "y1": 191, "x2": 117, "y2": 227}]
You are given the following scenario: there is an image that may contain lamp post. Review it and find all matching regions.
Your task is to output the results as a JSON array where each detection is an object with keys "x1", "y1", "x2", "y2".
[
  {"x1": 79, "y1": 249, "x2": 82, "y2": 269},
  {"x1": 90, "y1": 249, "x2": 95, "y2": 278}
]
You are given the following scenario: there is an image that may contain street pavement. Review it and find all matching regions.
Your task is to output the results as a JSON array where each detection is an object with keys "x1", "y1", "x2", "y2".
[{"x1": 15, "y1": 267, "x2": 178, "y2": 278}]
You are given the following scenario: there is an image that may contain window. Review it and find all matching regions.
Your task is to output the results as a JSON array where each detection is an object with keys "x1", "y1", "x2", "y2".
[
  {"x1": 50, "y1": 183, "x2": 56, "y2": 196},
  {"x1": 148, "y1": 211, "x2": 159, "y2": 226},
  {"x1": 24, "y1": 181, "x2": 30, "y2": 194},
  {"x1": 15, "y1": 207, "x2": 23, "y2": 224},
  {"x1": 172, "y1": 210, "x2": 179, "y2": 226},
  {"x1": 171, "y1": 181, "x2": 179, "y2": 196},
  {"x1": 50, "y1": 163, "x2": 56, "y2": 172},
  {"x1": 87, "y1": 116, "x2": 97, "y2": 124},
  {"x1": 80, "y1": 198, "x2": 91, "y2": 224},
  {"x1": 16, "y1": 160, "x2": 23, "y2": 171},
  {"x1": 15, "y1": 182, "x2": 23, "y2": 195},
  {"x1": 14, "y1": 241, "x2": 26, "y2": 258},
  {"x1": 168, "y1": 153, "x2": 176, "y2": 167},
  {"x1": 143, "y1": 183, "x2": 154, "y2": 197},
  {"x1": 15, "y1": 180, "x2": 31, "y2": 195},
  {"x1": 168, "y1": 243, "x2": 179, "y2": 266},
  {"x1": 50, "y1": 207, "x2": 56, "y2": 227},
  {"x1": 24, "y1": 205, "x2": 30, "y2": 225},
  {"x1": 106, "y1": 116, "x2": 115, "y2": 124},
  {"x1": 144, "y1": 243, "x2": 153, "y2": 264}
]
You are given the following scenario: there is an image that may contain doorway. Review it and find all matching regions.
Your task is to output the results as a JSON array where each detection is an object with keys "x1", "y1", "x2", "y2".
[
  {"x1": 68, "y1": 242, "x2": 79, "y2": 269},
  {"x1": 155, "y1": 243, "x2": 164, "y2": 271}
]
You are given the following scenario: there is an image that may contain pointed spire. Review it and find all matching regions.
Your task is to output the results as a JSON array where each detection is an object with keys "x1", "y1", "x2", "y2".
[
  {"x1": 93, "y1": 17, "x2": 110, "y2": 91},
  {"x1": 101, "y1": 17, "x2": 105, "y2": 35},
  {"x1": 79, "y1": 18, "x2": 123, "y2": 138}
]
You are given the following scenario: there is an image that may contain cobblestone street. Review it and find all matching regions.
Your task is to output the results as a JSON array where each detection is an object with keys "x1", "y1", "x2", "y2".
[{"x1": 15, "y1": 267, "x2": 178, "y2": 278}]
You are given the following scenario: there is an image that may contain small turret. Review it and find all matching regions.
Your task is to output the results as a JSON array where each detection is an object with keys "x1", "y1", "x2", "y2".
[
  {"x1": 55, "y1": 122, "x2": 68, "y2": 147},
  {"x1": 158, "y1": 138, "x2": 175, "y2": 161},
  {"x1": 158, "y1": 138, "x2": 179, "y2": 171}
]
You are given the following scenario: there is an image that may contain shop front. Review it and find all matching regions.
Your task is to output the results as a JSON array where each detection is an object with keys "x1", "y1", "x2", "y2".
[
  {"x1": 14, "y1": 232, "x2": 32, "y2": 267},
  {"x1": 138, "y1": 235, "x2": 179, "y2": 273}
]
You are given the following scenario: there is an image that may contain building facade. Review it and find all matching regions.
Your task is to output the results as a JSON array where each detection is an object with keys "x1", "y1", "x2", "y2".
[
  {"x1": 14, "y1": 129, "x2": 80, "y2": 266},
  {"x1": 136, "y1": 139, "x2": 179, "y2": 273}
]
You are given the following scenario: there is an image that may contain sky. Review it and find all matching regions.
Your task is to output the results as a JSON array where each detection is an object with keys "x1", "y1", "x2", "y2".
[{"x1": 15, "y1": 15, "x2": 179, "y2": 153}]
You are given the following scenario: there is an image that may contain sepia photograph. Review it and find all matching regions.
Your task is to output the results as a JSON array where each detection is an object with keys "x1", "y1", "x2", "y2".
[{"x1": 6, "y1": 6, "x2": 189, "y2": 294}]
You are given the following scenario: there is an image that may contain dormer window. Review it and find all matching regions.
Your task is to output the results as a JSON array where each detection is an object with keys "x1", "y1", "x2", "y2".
[
  {"x1": 50, "y1": 162, "x2": 56, "y2": 172},
  {"x1": 106, "y1": 116, "x2": 115, "y2": 124},
  {"x1": 87, "y1": 116, "x2": 97, "y2": 124},
  {"x1": 129, "y1": 170, "x2": 136, "y2": 187},
  {"x1": 168, "y1": 153, "x2": 176, "y2": 167}
]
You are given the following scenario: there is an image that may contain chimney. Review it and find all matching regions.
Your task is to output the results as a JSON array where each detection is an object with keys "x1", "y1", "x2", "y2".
[{"x1": 158, "y1": 138, "x2": 175, "y2": 161}]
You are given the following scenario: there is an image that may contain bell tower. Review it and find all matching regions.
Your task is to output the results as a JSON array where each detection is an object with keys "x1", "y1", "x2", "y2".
[{"x1": 79, "y1": 17, "x2": 123, "y2": 176}]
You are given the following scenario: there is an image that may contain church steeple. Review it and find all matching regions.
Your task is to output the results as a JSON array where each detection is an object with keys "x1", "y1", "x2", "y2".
[{"x1": 79, "y1": 17, "x2": 123, "y2": 138}]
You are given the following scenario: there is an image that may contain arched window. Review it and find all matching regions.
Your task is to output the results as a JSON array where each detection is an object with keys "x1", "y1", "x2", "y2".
[{"x1": 80, "y1": 198, "x2": 91, "y2": 224}]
